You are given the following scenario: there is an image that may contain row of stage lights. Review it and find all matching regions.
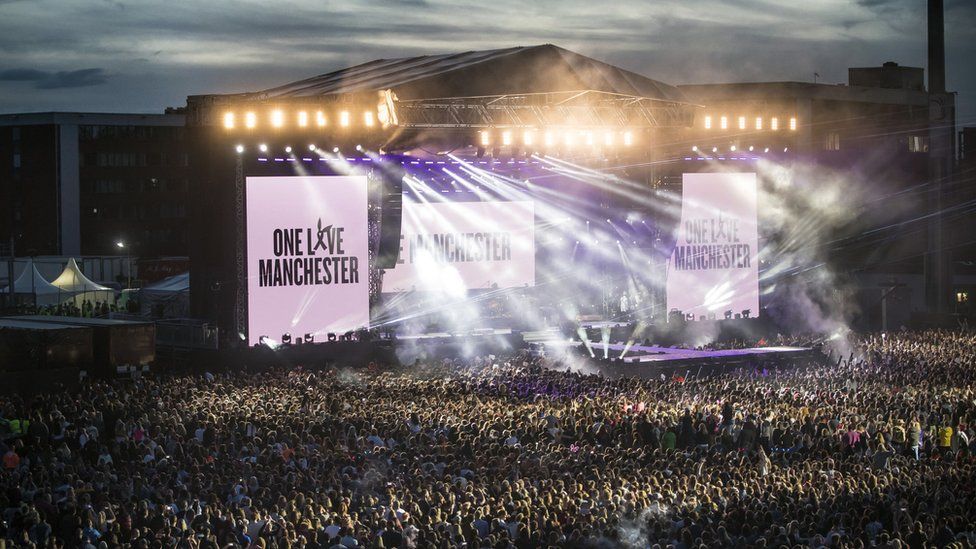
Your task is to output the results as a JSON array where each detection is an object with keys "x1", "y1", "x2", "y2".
[
  {"x1": 690, "y1": 145, "x2": 789, "y2": 154},
  {"x1": 478, "y1": 129, "x2": 635, "y2": 148},
  {"x1": 234, "y1": 143, "x2": 367, "y2": 154},
  {"x1": 222, "y1": 109, "x2": 385, "y2": 130},
  {"x1": 702, "y1": 115, "x2": 797, "y2": 131}
]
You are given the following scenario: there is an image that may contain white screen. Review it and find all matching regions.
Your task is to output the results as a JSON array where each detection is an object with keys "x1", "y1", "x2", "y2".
[
  {"x1": 666, "y1": 172, "x2": 759, "y2": 317},
  {"x1": 382, "y1": 200, "x2": 535, "y2": 293},
  {"x1": 246, "y1": 175, "x2": 370, "y2": 345}
]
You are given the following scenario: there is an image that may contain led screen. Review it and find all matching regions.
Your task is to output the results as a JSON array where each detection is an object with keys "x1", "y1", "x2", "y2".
[
  {"x1": 382, "y1": 200, "x2": 535, "y2": 293},
  {"x1": 666, "y1": 172, "x2": 759, "y2": 318},
  {"x1": 246, "y1": 175, "x2": 370, "y2": 345}
]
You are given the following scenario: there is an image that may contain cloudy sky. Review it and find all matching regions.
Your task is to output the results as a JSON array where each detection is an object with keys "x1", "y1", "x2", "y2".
[{"x1": 1, "y1": 0, "x2": 974, "y2": 121}]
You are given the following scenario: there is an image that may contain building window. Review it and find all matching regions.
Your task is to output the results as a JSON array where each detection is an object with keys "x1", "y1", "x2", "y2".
[
  {"x1": 824, "y1": 132, "x2": 840, "y2": 151},
  {"x1": 909, "y1": 135, "x2": 928, "y2": 153}
]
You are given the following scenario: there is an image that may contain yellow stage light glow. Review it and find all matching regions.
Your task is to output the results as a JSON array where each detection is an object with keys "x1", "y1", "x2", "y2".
[
  {"x1": 480, "y1": 131, "x2": 490, "y2": 146},
  {"x1": 738, "y1": 116, "x2": 746, "y2": 130},
  {"x1": 704, "y1": 116, "x2": 712, "y2": 129},
  {"x1": 623, "y1": 131, "x2": 633, "y2": 146},
  {"x1": 271, "y1": 110, "x2": 284, "y2": 128},
  {"x1": 223, "y1": 112, "x2": 235, "y2": 129},
  {"x1": 755, "y1": 117, "x2": 762, "y2": 130},
  {"x1": 789, "y1": 117, "x2": 797, "y2": 131},
  {"x1": 364, "y1": 111, "x2": 375, "y2": 127},
  {"x1": 523, "y1": 130, "x2": 534, "y2": 146},
  {"x1": 245, "y1": 112, "x2": 257, "y2": 129},
  {"x1": 297, "y1": 111, "x2": 308, "y2": 127},
  {"x1": 771, "y1": 117, "x2": 779, "y2": 130},
  {"x1": 316, "y1": 111, "x2": 326, "y2": 127},
  {"x1": 502, "y1": 131, "x2": 512, "y2": 146},
  {"x1": 720, "y1": 116, "x2": 728, "y2": 130},
  {"x1": 340, "y1": 111, "x2": 350, "y2": 127}
]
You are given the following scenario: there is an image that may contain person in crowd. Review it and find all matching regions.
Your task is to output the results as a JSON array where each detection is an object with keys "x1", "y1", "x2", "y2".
[{"x1": 0, "y1": 329, "x2": 974, "y2": 547}]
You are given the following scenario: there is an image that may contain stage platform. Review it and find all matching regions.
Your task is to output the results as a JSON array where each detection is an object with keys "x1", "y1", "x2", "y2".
[
  {"x1": 587, "y1": 342, "x2": 809, "y2": 364},
  {"x1": 537, "y1": 338, "x2": 819, "y2": 379}
]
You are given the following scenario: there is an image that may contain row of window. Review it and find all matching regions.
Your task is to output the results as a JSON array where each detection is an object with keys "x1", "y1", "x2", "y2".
[
  {"x1": 88, "y1": 177, "x2": 189, "y2": 194},
  {"x1": 79, "y1": 125, "x2": 184, "y2": 141},
  {"x1": 86, "y1": 203, "x2": 187, "y2": 220},
  {"x1": 818, "y1": 133, "x2": 928, "y2": 152},
  {"x1": 80, "y1": 152, "x2": 189, "y2": 168}
]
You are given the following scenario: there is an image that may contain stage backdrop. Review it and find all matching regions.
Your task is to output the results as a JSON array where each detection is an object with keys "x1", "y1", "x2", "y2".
[
  {"x1": 666, "y1": 172, "x2": 759, "y2": 318},
  {"x1": 246, "y1": 175, "x2": 369, "y2": 345},
  {"x1": 382, "y1": 200, "x2": 535, "y2": 293}
]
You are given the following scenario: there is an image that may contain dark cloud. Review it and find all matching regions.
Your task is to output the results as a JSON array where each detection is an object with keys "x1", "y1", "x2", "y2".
[
  {"x1": 0, "y1": 0, "x2": 970, "y2": 120},
  {"x1": 0, "y1": 68, "x2": 108, "y2": 89}
]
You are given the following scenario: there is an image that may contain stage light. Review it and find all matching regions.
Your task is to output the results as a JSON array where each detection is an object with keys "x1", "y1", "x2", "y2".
[
  {"x1": 355, "y1": 144, "x2": 363, "y2": 152},
  {"x1": 764, "y1": 147, "x2": 769, "y2": 153},
  {"x1": 623, "y1": 131, "x2": 633, "y2": 146},
  {"x1": 223, "y1": 112, "x2": 235, "y2": 129},
  {"x1": 730, "y1": 145, "x2": 737, "y2": 151},
  {"x1": 789, "y1": 117, "x2": 797, "y2": 131},
  {"x1": 603, "y1": 131, "x2": 613, "y2": 146},
  {"x1": 720, "y1": 116, "x2": 728, "y2": 130},
  {"x1": 316, "y1": 111, "x2": 327, "y2": 127},
  {"x1": 712, "y1": 146, "x2": 718, "y2": 153},
  {"x1": 297, "y1": 111, "x2": 309, "y2": 127},
  {"x1": 606, "y1": 218, "x2": 611, "y2": 223},
  {"x1": 771, "y1": 117, "x2": 779, "y2": 130},
  {"x1": 704, "y1": 115, "x2": 712, "y2": 129},
  {"x1": 738, "y1": 116, "x2": 746, "y2": 130},
  {"x1": 271, "y1": 109, "x2": 284, "y2": 128},
  {"x1": 480, "y1": 131, "x2": 490, "y2": 146},
  {"x1": 585, "y1": 131, "x2": 594, "y2": 146},
  {"x1": 116, "y1": 241, "x2": 125, "y2": 249},
  {"x1": 364, "y1": 111, "x2": 375, "y2": 127},
  {"x1": 563, "y1": 131, "x2": 574, "y2": 147},
  {"x1": 245, "y1": 112, "x2": 257, "y2": 128},
  {"x1": 308, "y1": 144, "x2": 317, "y2": 151},
  {"x1": 284, "y1": 146, "x2": 292, "y2": 153},
  {"x1": 235, "y1": 144, "x2": 244, "y2": 154},
  {"x1": 523, "y1": 130, "x2": 534, "y2": 146},
  {"x1": 502, "y1": 131, "x2": 512, "y2": 146},
  {"x1": 332, "y1": 146, "x2": 340, "y2": 153},
  {"x1": 748, "y1": 145, "x2": 754, "y2": 151},
  {"x1": 784, "y1": 147, "x2": 789, "y2": 152},
  {"x1": 544, "y1": 131, "x2": 555, "y2": 147},
  {"x1": 259, "y1": 143, "x2": 268, "y2": 152},
  {"x1": 339, "y1": 111, "x2": 350, "y2": 127},
  {"x1": 755, "y1": 116, "x2": 762, "y2": 130}
]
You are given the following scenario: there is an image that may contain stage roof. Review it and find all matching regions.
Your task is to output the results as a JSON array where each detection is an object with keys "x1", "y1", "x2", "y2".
[{"x1": 198, "y1": 45, "x2": 688, "y2": 104}]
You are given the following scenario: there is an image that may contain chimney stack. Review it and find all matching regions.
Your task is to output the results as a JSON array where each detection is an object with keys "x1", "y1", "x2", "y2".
[{"x1": 928, "y1": 0, "x2": 945, "y2": 93}]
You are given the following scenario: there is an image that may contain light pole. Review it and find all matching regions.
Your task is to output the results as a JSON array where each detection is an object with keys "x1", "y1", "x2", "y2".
[{"x1": 116, "y1": 241, "x2": 131, "y2": 289}]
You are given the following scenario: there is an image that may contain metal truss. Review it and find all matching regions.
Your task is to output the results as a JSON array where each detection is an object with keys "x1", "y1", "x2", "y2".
[
  {"x1": 392, "y1": 90, "x2": 696, "y2": 129},
  {"x1": 234, "y1": 155, "x2": 247, "y2": 339}
]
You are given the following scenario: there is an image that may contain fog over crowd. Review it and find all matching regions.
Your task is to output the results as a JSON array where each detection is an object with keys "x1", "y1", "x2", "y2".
[{"x1": 1, "y1": 330, "x2": 975, "y2": 548}]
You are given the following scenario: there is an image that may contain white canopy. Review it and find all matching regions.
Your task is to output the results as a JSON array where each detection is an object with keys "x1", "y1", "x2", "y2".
[
  {"x1": 140, "y1": 272, "x2": 189, "y2": 318},
  {"x1": 1, "y1": 260, "x2": 64, "y2": 306},
  {"x1": 51, "y1": 258, "x2": 115, "y2": 306},
  {"x1": 51, "y1": 258, "x2": 112, "y2": 292}
]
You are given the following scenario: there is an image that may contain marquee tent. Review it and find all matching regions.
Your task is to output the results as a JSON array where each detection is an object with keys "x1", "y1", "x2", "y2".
[
  {"x1": 51, "y1": 258, "x2": 115, "y2": 305},
  {"x1": 1, "y1": 260, "x2": 64, "y2": 306},
  {"x1": 139, "y1": 272, "x2": 189, "y2": 318}
]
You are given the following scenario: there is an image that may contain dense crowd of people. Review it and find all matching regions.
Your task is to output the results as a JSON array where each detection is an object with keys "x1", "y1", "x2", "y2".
[{"x1": 1, "y1": 329, "x2": 974, "y2": 548}]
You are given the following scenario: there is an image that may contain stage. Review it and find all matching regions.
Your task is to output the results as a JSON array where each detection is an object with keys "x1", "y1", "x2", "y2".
[{"x1": 538, "y1": 337, "x2": 820, "y2": 379}]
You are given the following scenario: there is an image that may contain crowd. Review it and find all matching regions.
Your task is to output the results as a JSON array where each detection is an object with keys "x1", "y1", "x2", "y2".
[{"x1": 1, "y1": 329, "x2": 974, "y2": 548}]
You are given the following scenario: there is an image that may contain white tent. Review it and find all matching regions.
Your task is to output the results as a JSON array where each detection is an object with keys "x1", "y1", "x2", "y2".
[
  {"x1": 0, "y1": 260, "x2": 64, "y2": 306},
  {"x1": 139, "y1": 272, "x2": 189, "y2": 318},
  {"x1": 51, "y1": 258, "x2": 115, "y2": 306}
]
